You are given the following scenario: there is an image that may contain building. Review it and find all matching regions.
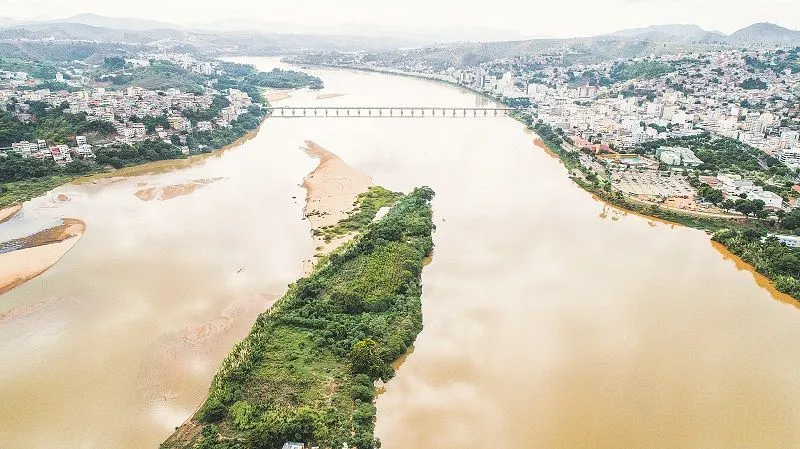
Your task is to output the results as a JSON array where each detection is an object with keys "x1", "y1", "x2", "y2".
[
  {"x1": 76, "y1": 135, "x2": 87, "y2": 146},
  {"x1": 769, "y1": 234, "x2": 800, "y2": 248},
  {"x1": 778, "y1": 149, "x2": 800, "y2": 168},
  {"x1": 281, "y1": 443, "x2": 304, "y2": 449},
  {"x1": 746, "y1": 189, "x2": 784, "y2": 210},
  {"x1": 656, "y1": 146, "x2": 703, "y2": 167}
]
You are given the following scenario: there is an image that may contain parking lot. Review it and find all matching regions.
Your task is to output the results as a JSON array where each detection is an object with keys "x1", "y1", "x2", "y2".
[{"x1": 611, "y1": 170, "x2": 696, "y2": 198}]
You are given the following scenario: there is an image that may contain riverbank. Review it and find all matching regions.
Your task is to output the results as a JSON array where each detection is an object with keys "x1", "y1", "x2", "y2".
[
  {"x1": 0, "y1": 204, "x2": 22, "y2": 224},
  {"x1": 0, "y1": 218, "x2": 85, "y2": 295},
  {"x1": 162, "y1": 187, "x2": 435, "y2": 449},
  {"x1": 0, "y1": 103, "x2": 274, "y2": 210}
]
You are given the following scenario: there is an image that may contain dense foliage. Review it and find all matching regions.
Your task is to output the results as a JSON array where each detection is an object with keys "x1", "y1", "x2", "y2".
[
  {"x1": 739, "y1": 78, "x2": 768, "y2": 90},
  {"x1": 94, "y1": 140, "x2": 184, "y2": 169},
  {"x1": 610, "y1": 60, "x2": 676, "y2": 82},
  {"x1": 314, "y1": 186, "x2": 405, "y2": 242},
  {"x1": 0, "y1": 102, "x2": 115, "y2": 147},
  {"x1": 126, "y1": 61, "x2": 206, "y2": 93},
  {"x1": 713, "y1": 228, "x2": 800, "y2": 299},
  {"x1": 245, "y1": 68, "x2": 324, "y2": 90},
  {"x1": 162, "y1": 187, "x2": 435, "y2": 449}
]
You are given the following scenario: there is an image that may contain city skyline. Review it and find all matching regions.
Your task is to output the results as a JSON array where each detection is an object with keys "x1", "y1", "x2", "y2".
[{"x1": 2, "y1": 0, "x2": 800, "y2": 39}]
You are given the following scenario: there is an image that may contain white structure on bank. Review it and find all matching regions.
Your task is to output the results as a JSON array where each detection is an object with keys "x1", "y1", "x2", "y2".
[{"x1": 656, "y1": 146, "x2": 703, "y2": 167}]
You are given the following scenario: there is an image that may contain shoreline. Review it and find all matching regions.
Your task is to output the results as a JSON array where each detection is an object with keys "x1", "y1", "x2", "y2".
[
  {"x1": 0, "y1": 204, "x2": 22, "y2": 224},
  {"x1": 2, "y1": 113, "x2": 270, "y2": 208},
  {"x1": 0, "y1": 218, "x2": 86, "y2": 296},
  {"x1": 301, "y1": 61, "x2": 800, "y2": 304}
]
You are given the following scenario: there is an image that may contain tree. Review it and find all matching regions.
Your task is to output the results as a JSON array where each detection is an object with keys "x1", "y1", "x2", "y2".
[
  {"x1": 349, "y1": 339, "x2": 386, "y2": 379},
  {"x1": 697, "y1": 184, "x2": 724, "y2": 204},
  {"x1": 103, "y1": 57, "x2": 126, "y2": 70}
]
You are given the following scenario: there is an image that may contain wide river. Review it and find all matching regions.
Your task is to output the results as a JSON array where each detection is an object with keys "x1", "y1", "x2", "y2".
[{"x1": 3, "y1": 57, "x2": 800, "y2": 448}]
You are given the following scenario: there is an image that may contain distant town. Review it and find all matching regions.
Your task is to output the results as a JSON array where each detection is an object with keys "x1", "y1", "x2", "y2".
[{"x1": 289, "y1": 47, "x2": 800, "y2": 229}]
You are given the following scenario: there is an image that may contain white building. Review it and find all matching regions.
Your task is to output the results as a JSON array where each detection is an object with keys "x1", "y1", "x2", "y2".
[
  {"x1": 778, "y1": 149, "x2": 800, "y2": 168},
  {"x1": 770, "y1": 234, "x2": 800, "y2": 248},
  {"x1": 746, "y1": 189, "x2": 784, "y2": 210},
  {"x1": 657, "y1": 146, "x2": 703, "y2": 167}
]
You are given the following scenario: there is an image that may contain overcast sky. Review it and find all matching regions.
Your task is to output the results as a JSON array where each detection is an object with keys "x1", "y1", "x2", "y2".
[{"x1": 2, "y1": 0, "x2": 800, "y2": 38}]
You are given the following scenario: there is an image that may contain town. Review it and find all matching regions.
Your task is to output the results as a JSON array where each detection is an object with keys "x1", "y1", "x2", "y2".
[
  {"x1": 289, "y1": 48, "x2": 800, "y2": 230},
  {"x1": 0, "y1": 52, "x2": 256, "y2": 163}
]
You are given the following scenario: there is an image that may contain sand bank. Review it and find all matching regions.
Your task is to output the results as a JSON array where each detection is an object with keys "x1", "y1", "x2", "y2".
[
  {"x1": 135, "y1": 178, "x2": 223, "y2": 202},
  {"x1": 316, "y1": 93, "x2": 346, "y2": 100},
  {"x1": 0, "y1": 219, "x2": 85, "y2": 295},
  {"x1": 300, "y1": 141, "x2": 372, "y2": 272},
  {"x1": 266, "y1": 91, "x2": 292, "y2": 102},
  {"x1": 0, "y1": 204, "x2": 22, "y2": 224}
]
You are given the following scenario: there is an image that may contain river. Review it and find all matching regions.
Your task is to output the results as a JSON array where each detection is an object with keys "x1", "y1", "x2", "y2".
[{"x1": 2, "y1": 57, "x2": 800, "y2": 448}]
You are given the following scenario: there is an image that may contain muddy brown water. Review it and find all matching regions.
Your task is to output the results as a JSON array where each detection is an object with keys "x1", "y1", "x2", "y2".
[{"x1": 2, "y1": 58, "x2": 800, "y2": 448}]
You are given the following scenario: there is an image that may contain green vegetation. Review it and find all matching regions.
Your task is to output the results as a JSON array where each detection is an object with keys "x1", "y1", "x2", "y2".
[
  {"x1": 314, "y1": 186, "x2": 405, "y2": 242},
  {"x1": 0, "y1": 57, "x2": 58, "y2": 80},
  {"x1": 713, "y1": 229, "x2": 800, "y2": 298},
  {"x1": 162, "y1": 187, "x2": 435, "y2": 449},
  {"x1": 610, "y1": 60, "x2": 676, "y2": 82},
  {"x1": 697, "y1": 184, "x2": 724, "y2": 204},
  {"x1": 124, "y1": 61, "x2": 206, "y2": 93},
  {"x1": 94, "y1": 140, "x2": 185, "y2": 169},
  {"x1": 0, "y1": 102, "x2": 115, "y2": 147},
  {"x1": 0, "y1": 174, "x2": 78, "y2": 209},
  {"x1": 739, "y1": 77, "x2": 768, "y2": 90},
  {"x1": 246, "y1": 68, "x2": 324, "y2": 90}
]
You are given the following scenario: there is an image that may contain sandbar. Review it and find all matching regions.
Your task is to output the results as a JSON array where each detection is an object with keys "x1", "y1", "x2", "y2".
[
  {"x1": 316, "y1": 93, "x2": 346, "y2": 100},
  {"x1": 135, "y1": 178, "x2": 224, "y2": 202},
  {"x1": 0, "y1": 204, "x2": 22, "y2": 224},
  {"x1": 266, "y1": 91, "x2": 292, "y2": 102},
  {"x1": 0, "y1": 218, "x2": 85, "y2": 295},
  {"x1": 300, "y1": 141, "x2": 372, "y2": 272}
]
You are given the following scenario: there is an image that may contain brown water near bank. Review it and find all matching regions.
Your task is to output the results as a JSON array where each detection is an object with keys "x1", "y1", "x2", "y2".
[{"x1": 4, "y1": 58, "x2": 800, "y2": 448}]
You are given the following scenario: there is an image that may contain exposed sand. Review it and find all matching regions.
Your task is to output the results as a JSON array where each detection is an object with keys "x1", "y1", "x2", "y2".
[
  {"x1": 316, "y1": 93, "x2": 346, "y2": 100},
  {"x1": 266, "y1": 91, "x2": 292, "y2": 102},
  {"x1": 0, "y1": 204, "x2": 22, "y2": 224},
  {"x1": 135, "y1": 178, "x2": 224, "y2": 202},
  {"x1": 139, "y1": 293, "x2": 279, "y2": 402},
  {"x1": 301, "y1": 141, "x2": 373, "y2": 273},
  {"x1": 0, "y1": 219, "x2": 85, "y2": 295}
]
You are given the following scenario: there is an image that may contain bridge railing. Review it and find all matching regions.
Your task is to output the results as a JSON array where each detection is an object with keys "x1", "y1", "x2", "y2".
[{"x1": 264, "y1": 106, "x2": 515, "y2": 118}]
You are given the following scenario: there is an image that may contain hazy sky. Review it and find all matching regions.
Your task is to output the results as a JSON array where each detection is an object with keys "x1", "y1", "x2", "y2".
[{"x1": 2, "y1": 0, "x2": 800, "y2": 38}]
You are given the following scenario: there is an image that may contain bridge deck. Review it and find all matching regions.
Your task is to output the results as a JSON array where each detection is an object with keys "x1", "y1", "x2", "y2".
[{"x1": 265, "y1": 106, "x2": 515, "y2": 118}]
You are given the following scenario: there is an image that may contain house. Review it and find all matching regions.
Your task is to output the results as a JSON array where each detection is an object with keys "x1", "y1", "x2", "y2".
[
  {"x1": 746, "y1": 189, "x2": 784, "y2": 211},
  {"x1": 281, "y1": 443, "x2": 304, "y2": 449},
  {"x1": 768, "y1": 234, "x2": 800, "y2": 248}
]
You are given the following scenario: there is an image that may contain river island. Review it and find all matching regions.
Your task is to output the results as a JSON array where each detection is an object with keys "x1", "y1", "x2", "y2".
[{"x1": 163, "y1": 182, "x2": 435, "y2": 448}]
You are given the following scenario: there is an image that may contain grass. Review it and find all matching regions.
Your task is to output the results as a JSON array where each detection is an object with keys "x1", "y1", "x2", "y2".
[
  {"x1": 0, "y1": 174, "x2": 80, "y2": 209},
  {"x1": 162, "y1": 186, "x2": 435, "y2": 449},
  {"x1": 314, "y1": 186, "x2": 405, "y2": 243}
]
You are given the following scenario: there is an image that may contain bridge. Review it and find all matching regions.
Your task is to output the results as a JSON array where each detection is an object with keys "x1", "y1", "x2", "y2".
[{"x1": 265, "y1": 106, "x2": 515, "y2": 118}]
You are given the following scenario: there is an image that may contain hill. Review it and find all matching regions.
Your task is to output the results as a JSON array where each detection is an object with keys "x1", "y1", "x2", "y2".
[
  {"x1": 53, "y1": 13, "x2": 182, "y2": 31},
  {"x1": 609, "y1": 24, "x2": 726, "y2": 43},
  {"x1": 727, "y1": 23, "x2": 800, "y2": 46}
]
